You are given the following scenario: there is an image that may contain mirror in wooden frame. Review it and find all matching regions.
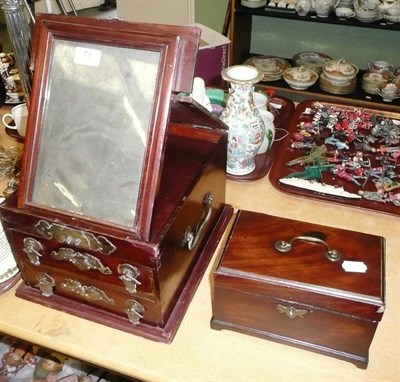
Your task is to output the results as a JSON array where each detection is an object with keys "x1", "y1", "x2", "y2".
[{"x1": 17, "y1": 14, "x2": 201, "y2": 241}]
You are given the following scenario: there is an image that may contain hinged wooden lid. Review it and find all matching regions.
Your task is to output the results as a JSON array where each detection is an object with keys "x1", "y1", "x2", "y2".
[
  {"x1": 18, "y1": 14, "x2": 202, "y2": 242},
  {"x1": 216, "y1": 210, "x2": 385, "y2": 321}
]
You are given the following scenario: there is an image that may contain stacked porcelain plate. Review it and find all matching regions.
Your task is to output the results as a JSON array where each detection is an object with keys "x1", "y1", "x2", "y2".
[
  {"x1": 354, "y1": 0, "x2": 381, "y2": 22},
  {"x1": 244, "y1": 55, "x2": 291, "y2": 82},
  {"x1": 292, "y1": 52, "x2": 332, "y2": 74},
  {"x1": 337, "y1": 0, "x2": 353, "y2": 8},
  {"x1": 241, "y1": 0, "x2": 267, "y2": 7},
  {"x1": 319, "y1": 58, "x2": 359, "y2": 95}
]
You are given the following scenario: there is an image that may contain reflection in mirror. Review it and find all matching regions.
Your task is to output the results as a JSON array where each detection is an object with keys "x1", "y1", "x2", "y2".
[{"x1": 31, "y1": 39, "x2": 160, "y2": 228}]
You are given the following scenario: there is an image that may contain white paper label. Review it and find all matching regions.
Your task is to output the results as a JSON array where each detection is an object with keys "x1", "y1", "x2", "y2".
[
  {"x1": 342, "y1": 260, "x2": 367, "y2": 273},
  {"x1": 74, "y1": 47, "x2": 102, "y2": 67}
]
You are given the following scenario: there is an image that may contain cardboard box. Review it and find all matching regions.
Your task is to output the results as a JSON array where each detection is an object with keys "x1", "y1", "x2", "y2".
[{"x1": 192, "y1": 24, "x2": 230, "y2": 88}]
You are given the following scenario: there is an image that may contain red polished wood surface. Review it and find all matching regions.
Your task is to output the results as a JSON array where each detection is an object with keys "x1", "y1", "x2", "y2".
[{"x1": 211, "y1": 210, "x2": 385, "y2": 368}]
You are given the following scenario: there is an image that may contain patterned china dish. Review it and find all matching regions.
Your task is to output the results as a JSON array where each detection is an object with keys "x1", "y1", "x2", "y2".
[
  {"x1": 244, "y1": 55, "x2": 291, "y2": 81},
  {"x1": 322, "y1": 58, "x2": 359, "y2": 84},
  {"x1": 283, "y1": 66, "x2": 319, "y2": 90},
  {"x1": 361, "y1": 71, "x2": 389, "y2": 95},
  {"x1": 377, "y1": 81, "x2": 400, "y2": 102},
  {"x1": 292, "y1": 51, "x2": 332, "y2": 74}
]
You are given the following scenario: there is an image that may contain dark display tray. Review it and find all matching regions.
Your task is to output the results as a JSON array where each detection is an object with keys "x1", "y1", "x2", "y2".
[
  {"x1": 269, "y1": 100, "x2": 400, "y2": 216},
  {"x1": 227, "y1": 95, "x2": 295, "y2": 182}
]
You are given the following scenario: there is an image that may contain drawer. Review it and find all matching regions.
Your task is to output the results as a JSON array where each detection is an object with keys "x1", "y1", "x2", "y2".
[
  {"x1": 9, "y1": 229, "x2": 155, "y2": 297},
  {"x1": 18, "y1": 258, "x2": 161, "y2": 326}
]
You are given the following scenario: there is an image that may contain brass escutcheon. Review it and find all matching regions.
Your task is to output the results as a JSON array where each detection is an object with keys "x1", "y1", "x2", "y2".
[{"x1": 276, "y1": 304, "x2": 312, "y2": 319}]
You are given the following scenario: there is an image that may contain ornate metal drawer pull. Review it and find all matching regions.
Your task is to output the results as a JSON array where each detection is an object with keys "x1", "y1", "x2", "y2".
[
  {"x1": 277, "y1": 304, "x2": 312, "y2": 319},
  {"x1": 60, "y1": 279, "x2": 115, "y2": 305},
  {"x1": 183, "y1": 192, "x2": 214, "y2": 250},
  {"x1": 275, "y1": 235, "x2": 342, "y2": 262},
  {"x1": 35, "y1": 272, "x2": 56, "y2": 297},
  {"x1": 23, "y1": 237, "x2": 44, "y2": 266},
  {"x1": 118, "y1": 264, "x2": 141, "y2": 294},
  {"x1": 35, "y1": 220, "x2": 116, "y2": 254},
  {"x1": 51, "y1": 248, "x2": 112, "y2": 274},
  {"x1": 125, "y1": 299, "x2": 145, "y2": 325}
]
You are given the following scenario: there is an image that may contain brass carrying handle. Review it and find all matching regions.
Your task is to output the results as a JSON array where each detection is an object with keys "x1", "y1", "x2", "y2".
[
  {"x1": 275, "y1": 235, "x2": 342, "y2": 262},
  {"x1": 183, "y1": 192, "x2": 214, "y2": 250}
]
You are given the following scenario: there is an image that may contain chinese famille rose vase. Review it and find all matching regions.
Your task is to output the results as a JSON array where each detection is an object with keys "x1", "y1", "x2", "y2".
[{"x1": 220, "y1": 65, "x2": 265, "y2": 175}]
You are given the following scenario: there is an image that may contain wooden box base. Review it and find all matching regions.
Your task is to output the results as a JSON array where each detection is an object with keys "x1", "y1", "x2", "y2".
[
  {"x1": 14, "y1": 204, "x2": 232, "y2": 343},
  {"x1": 1, "y1": 121, "x2": 232, "y2": 344}
]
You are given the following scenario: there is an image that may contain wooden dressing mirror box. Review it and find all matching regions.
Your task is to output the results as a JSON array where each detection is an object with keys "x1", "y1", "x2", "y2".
[{"x1": 0, "y1": 14, "x2": 232, "y2": 343}]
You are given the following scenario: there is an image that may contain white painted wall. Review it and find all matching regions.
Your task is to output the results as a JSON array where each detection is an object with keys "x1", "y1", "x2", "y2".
[{"x1": 117, "y1": 0, "x2": 195, "y2": 25}]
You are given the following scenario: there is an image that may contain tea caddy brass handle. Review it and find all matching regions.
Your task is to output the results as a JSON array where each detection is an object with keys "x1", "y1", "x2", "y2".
[{"x1": 275, "y1": 235, "x2": 342, "y2": 262}]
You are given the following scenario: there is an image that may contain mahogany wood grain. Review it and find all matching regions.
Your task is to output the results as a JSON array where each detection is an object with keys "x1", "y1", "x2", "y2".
[{"x1": 211, "y1": 210, "x2": 385, "y2": 368}]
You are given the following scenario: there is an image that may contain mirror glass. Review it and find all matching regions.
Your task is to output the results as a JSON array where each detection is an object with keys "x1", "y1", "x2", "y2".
[{"x1": 31, "y1": 38, "x2": 160, "y2": 228}]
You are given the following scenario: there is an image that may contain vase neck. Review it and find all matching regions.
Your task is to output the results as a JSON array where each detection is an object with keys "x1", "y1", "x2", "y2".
[{"x1": 227, "y1": 82, "x2": 255, "y2": 106}]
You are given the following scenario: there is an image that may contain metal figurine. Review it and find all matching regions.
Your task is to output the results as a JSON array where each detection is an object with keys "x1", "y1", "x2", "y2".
[
  {"x1": 286, "y1": 163, "x2": 334, "y2": 181},
  {"x1": 0, "y1": 0, "x2": 33, "y2": 105},
  {"x1": 286, "y1": 145, "x2": 328, "y2": 167}
]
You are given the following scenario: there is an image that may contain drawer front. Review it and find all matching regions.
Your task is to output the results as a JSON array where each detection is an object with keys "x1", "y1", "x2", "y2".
[
  {"x1": 17, "y1": 257, "x2": 161, "y2": 325},
  {"x1": 9, "y1": 229, "x2": 155, "y2": 298},
  {"x1": 212, "y1": 286, "x2": 378, "y2": 358}
]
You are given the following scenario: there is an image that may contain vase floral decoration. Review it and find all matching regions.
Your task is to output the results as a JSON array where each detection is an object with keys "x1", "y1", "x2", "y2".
[{"x1": 220, "y1": 65, "x2": 265, "y2": 176}]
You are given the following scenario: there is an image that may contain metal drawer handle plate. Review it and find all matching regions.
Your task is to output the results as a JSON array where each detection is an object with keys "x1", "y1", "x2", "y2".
[
  {"x1": 125, "y1": 300, "x2": 145, "y2": 325},
  {"x1": 23, "y1": 237, "x2": 43, "y2": 266},
  {"x1": 51, "y1": 248, "x2": 112, "y2": 274},
  {"x1": 275, "y1": 235, "x2": 342, "y2": 262},
  {"x1": 60, "y1": 279, "x2": 116, "y2": 305},
  {"x1": 35, "y1": 272, "x2": 56, "y2": 297},
  {"x1": 118, "y1": 263, "x2": 141, "y2": 294},
  {"x1": 35, "y1": 220, "x2": 116, "y2": 254},
  {"x1": 183, "y1": 192, "x2": 214, "y2": 250}
]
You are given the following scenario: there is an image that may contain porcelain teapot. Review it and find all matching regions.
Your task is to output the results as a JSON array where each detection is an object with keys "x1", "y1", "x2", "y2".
[
  {"x1": 312, "y1": 0, "x2": 340, "y2": 16},
  {"x1": 295, "y1": 0, "x2": 312, "y2": 15}
]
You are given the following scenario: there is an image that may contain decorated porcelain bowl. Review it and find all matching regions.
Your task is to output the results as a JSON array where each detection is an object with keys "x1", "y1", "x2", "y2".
[
  {"x1": 322, "y1": 58, "x2": 359, "y2": 84},
  {"x1": 283, "y1": 66, "x2": 319, "y2": 90},
  {"x1": 377, "y1": 81, "x2": 400, "y2": 101}
]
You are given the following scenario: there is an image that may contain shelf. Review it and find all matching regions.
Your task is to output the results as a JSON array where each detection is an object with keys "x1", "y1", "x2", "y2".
[
  {"x1": 236, "y1": 3, "x2": 400, "y2": 31},
  {"x1": 255, "y1": 68, "x2": 400, "y2": 111},
  {"x1": 231, "y1": 0, "x2": 400, "y2": 110}
]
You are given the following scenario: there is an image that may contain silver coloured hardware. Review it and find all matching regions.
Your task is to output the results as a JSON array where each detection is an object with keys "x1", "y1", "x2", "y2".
[
  {"x1": 60, "y1": 279, "x2": 115, "y2": 305},
  {"x1": 35, "y1": 220, "x2": 116, "y2": 254},
  {"x1": 275, "y1": 235, "x2": 342, "y2": 262},
  {"x1": 125, "y1": 300, "x2": 144, "y2": 325},
  {"x1": 183, "y1": 192, "x2": 214, "y2": 250},
  {"x1": 51, "y1": 248, "x2": 112, "y2": 274},
  {"x1": 118, "y1": 264, "x2": 141, "y2": 294},
  {"x1": 23, "y1": 237, "x2": 44, "y2": 266},
  {"x1": 35, "y1": 272, "x2": 55, "y2": 297},
  {"x1": 276, "y1": 304, "x2": 312, "y2": 319}
]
